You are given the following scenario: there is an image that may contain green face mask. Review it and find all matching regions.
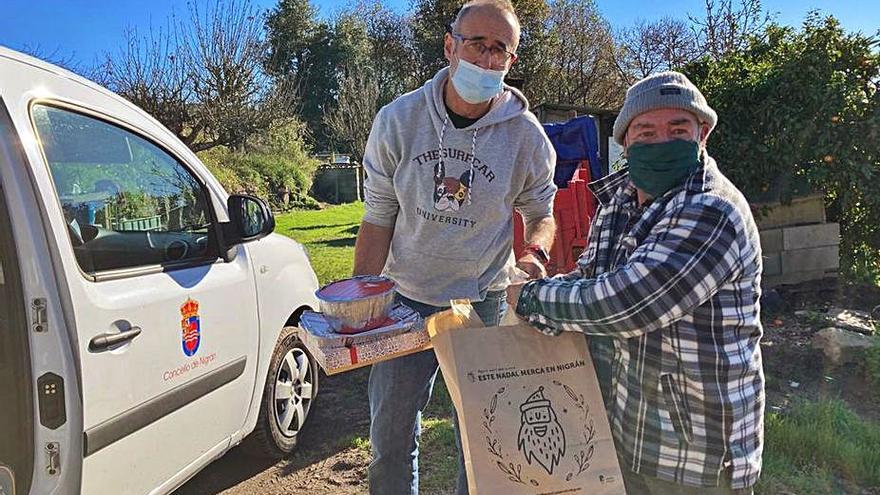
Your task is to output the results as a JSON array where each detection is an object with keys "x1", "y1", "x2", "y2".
[{"x1": 626, "y1": 139, "x2": 701, "y2": 197}]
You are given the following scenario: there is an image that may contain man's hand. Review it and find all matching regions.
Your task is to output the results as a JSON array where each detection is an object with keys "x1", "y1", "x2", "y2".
[{"x1": 516, "y1": 252, "x2": 547, "y2": 279}]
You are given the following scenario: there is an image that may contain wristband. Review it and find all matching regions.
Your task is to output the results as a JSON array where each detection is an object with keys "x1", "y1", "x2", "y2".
[{"x1": 523, "y1": 243, "x2": 549, "y2": 265}]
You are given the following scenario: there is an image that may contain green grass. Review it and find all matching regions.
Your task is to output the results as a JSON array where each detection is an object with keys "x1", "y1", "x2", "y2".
[
  {"x1": 350, "y1": 435, "x2": 372, "y2": 453},
  {"x1": 424, "y1": 378, "x2": 454, "y2": 419},
  {"x1": 274, "y1": 202, "x2": 364, "y2": 284},
  {"x1": 419, "y1": 418, "x2": 459, "y2": 494},
  {"x1": 421, "y1": 379, "x2": 458, "y2": 494},
  {"x1": 866, "y1": 342, "x2": 880, "y2": 394},
  {"x1": 759, "y1": 455, "x2": 839, "y2": 494},
  {"x1": 758, "y1": 399, "x2": 880, "y2": 494},
  {"x1": 333, "y1": 432, "x2": 372, "y2": 453}
]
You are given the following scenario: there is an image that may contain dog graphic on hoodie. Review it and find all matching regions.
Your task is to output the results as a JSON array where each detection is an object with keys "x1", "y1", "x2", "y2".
[{"x1": 433, "y1": 160, "x2": 475, "y2": 212}]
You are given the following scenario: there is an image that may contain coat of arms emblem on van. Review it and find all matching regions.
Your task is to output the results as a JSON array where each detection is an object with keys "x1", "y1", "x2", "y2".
[{"x1": 180, "y1": 298, "x2": 201, "y2": 357}]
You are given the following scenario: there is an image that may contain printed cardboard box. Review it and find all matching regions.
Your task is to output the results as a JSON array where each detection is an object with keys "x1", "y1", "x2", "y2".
[
  {"x1": 427, "y1": 301, "x2": 625, "y2": 495},
  {"x1": 299, "y1": 305, "x2": 431, "y2": 375}
]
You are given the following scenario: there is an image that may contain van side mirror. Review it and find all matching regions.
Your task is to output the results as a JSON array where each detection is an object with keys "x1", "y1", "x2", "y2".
[{"x1": 222, "y1": 195, "x2": 275, "y2": 249}]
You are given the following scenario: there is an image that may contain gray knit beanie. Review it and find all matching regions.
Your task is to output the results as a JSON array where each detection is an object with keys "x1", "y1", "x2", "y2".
[{"x1": 612, "y1": 71, "x2": 717, "y2": 146}]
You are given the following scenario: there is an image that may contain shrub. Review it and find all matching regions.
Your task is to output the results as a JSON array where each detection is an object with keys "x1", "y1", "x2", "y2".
[
  {"x1": 198, "y1": 118, "x2": 321, "y2": 210},
  {"x1": 685, "y1": 15, "x2": 880, "y2": 282}
]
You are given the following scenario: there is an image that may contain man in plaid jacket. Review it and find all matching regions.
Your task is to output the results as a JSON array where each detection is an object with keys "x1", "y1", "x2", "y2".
[{"x1": 510, "y1": 71, "x2": 764, "y2": 495}]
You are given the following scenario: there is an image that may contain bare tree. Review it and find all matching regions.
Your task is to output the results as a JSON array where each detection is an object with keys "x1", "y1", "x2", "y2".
[
  {"x1": 18, "y1": 44, "x2": 93, "y2": 78},
  {"x1": 612, "y1": 0, "x2": 771, "y2": 83},
  {"x1": 184, "y1": 0, "x2": 295, "y2": 151},
  {"x1": 532, "y1": 0, "x2": 626, "y2": 108},
  {"x1": 324, "y1": 68, "x2": 381, "y2": 162},
  {"x1": 690, "y1": 0, "x2": 773, "y2": 60},
  {"x1": 615, "y1": 17, "x2": 701, "y2": 84},
  {"x1": 100, "y1": 24, "x2": 196, "y2": 146},
  {"x1": 99, "y1": 0, "x2": 294, "y2": 152}
]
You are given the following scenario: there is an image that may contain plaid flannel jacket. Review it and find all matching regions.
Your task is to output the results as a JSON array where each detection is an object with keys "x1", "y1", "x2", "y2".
[{"x1": 516, "y1": 155, "x2": 765, "y2": 489}]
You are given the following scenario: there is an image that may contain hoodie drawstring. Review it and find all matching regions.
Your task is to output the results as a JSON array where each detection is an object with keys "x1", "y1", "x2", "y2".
[{"x1": 437, "y1": 114, "x2": 479, "y2": 206}]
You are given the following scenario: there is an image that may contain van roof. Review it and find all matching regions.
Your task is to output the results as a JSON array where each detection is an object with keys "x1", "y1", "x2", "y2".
[{"x1": 0, "y1": 44, "x2": 177, "y2": 143}]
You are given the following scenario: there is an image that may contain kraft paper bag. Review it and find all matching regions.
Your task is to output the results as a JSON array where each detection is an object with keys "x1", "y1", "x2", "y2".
[{"x1": 427, "y1": 300, "x2": 625, "y2": 495}]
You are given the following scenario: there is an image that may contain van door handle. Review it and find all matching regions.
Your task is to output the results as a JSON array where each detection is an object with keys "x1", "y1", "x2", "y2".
[{"x1": 89, "y1": 327, "x2": 142, "y2": 352}]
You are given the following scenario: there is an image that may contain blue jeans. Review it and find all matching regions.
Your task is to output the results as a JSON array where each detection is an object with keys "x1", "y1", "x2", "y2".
[{"x1": 367, "y1": 290, "x2": 507, "y2": 495}]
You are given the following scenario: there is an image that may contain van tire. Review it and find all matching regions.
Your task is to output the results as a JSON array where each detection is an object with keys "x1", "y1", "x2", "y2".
[{"x1": 243, "y1": 327, "x2": 319, "y2": 458}]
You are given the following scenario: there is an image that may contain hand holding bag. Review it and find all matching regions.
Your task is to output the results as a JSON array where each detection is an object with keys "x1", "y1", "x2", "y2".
[{"x1": 427, "y1": 300, "x2": 625, "y2": 495}]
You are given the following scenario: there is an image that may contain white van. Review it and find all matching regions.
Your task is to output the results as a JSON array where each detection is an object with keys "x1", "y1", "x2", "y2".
[{"x1": 0, "y1": 47, "x2": 323, "y2": 495}]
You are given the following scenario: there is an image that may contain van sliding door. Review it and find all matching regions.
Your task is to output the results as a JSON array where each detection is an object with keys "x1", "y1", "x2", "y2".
[
  {"x1": 0, "y1": 181, "x2": 34, "y2": 495},
  {"x1": 0, "y1": 90, "x2": 83, "y2": 494}
]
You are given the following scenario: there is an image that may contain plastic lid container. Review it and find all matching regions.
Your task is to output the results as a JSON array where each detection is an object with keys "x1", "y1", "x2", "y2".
[{"x1": 315, "y1": 276, "x2": 397, "y2": 334}]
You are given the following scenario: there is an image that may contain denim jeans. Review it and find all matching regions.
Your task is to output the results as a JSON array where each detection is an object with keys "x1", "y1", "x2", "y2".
[{"x1": 367, "y1": 290, "x2": 507, "y2": 495}]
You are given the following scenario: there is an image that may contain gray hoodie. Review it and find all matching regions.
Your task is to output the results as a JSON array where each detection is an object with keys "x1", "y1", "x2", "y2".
[{"x1": 362, "y1": 67, "x2": 557, "y2": 306}]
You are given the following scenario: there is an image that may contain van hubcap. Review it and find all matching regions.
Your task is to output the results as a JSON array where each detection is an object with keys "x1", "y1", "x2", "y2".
[{"x1": 273, "y1": 348, "x2": 313, "y2": 437}]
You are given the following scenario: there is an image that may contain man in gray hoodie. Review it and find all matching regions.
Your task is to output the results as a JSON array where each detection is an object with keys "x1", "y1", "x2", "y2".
[{"x1": 352, "y1": 0, "x2": 557, "y2": 493}]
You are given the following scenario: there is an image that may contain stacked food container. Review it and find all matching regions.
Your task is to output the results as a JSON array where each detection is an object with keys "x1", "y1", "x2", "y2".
[{"x1": 298, "y1": 276, "x2": 431, "y2": 374}]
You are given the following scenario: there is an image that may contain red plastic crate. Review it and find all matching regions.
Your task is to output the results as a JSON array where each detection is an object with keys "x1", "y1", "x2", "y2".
[{"x1": 513, "y1": 160, "x2": 597, "y2": 276}]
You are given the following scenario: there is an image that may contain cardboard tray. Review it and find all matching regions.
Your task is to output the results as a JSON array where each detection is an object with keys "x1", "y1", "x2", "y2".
[{"x1": 299, "y1": 304, "x2": 432, "y2": 375}]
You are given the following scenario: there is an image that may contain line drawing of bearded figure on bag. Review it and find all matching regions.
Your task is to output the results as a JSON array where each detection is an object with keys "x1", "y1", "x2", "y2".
[{"x1": 517, "y1": 386, "x2": 566, "y2": 475}]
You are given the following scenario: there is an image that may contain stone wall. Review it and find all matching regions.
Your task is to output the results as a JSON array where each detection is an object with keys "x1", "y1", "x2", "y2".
[{"x1": 755, "y1": 194, "x2": 840, "y2": 287}]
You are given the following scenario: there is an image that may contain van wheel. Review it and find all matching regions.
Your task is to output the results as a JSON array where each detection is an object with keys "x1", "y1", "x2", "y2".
[{"x1": 243, "y1": 327, "x2": 318, "y2": 458}]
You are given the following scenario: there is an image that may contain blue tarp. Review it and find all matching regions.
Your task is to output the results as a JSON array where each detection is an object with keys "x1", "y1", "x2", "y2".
[{"x1": 541, "y1": 116, "x2": 602, "y2": 188}]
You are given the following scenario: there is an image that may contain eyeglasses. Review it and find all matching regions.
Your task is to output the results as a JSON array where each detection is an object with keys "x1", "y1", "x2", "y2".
[{"x1": 447, "y1": 26, "x2": 517, "y2": 66}]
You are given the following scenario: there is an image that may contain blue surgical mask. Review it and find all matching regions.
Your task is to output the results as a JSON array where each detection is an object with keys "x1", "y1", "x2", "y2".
[{"x1": 450, "y1": 59, "x2": 506, "y2": 104}]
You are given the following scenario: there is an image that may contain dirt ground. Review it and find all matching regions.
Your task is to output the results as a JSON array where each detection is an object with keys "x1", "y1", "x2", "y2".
[
  {"x1": 174, "y1": 367, "x2": 376, "y2": 495},
  {"x1": 760, "y1": 281, "x2": 880, "y2": 423},
  {"x1": 175, "y1": 281, "x2": 880, "y2": 495}
]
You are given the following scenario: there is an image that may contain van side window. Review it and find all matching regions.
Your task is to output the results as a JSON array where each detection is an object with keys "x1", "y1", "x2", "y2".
[{"x1": 32, "y1": 105, "x2": 219, "y2": 273}]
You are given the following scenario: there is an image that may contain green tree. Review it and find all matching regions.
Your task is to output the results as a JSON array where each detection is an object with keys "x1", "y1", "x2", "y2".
[
  {"x1": 410, "y1": 0, "x2": 464, "y2": 82},
  {"x1": 506, "y1": 0, "x2": 552, "y2": 102},
  {"x1": 314, "y1": 14, "x2": 372, "y2": 149},
  {"x1": 350, "y1": 0, "x2": 419, "y2": 106},
  {"x1": 264, "y1": 0, "x2": 327, "y2": 145},
  {"x1": 685, "y1": 14, "x2": 880, "y2": 280},
  {"x1": 264, "y1": 0, "x2": 319, "y2": 78},
  {"x1": 323, "y1": 1, "x2": 422, "y2": 160},
  {"x1": 265, "y1": 1, "x2": 372, "y2": 148}
]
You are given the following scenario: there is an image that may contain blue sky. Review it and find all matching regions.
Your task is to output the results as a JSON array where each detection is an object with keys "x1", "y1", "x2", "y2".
[{"x1": 1, "y1": 0, "x2": 877, "y2": 68}]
